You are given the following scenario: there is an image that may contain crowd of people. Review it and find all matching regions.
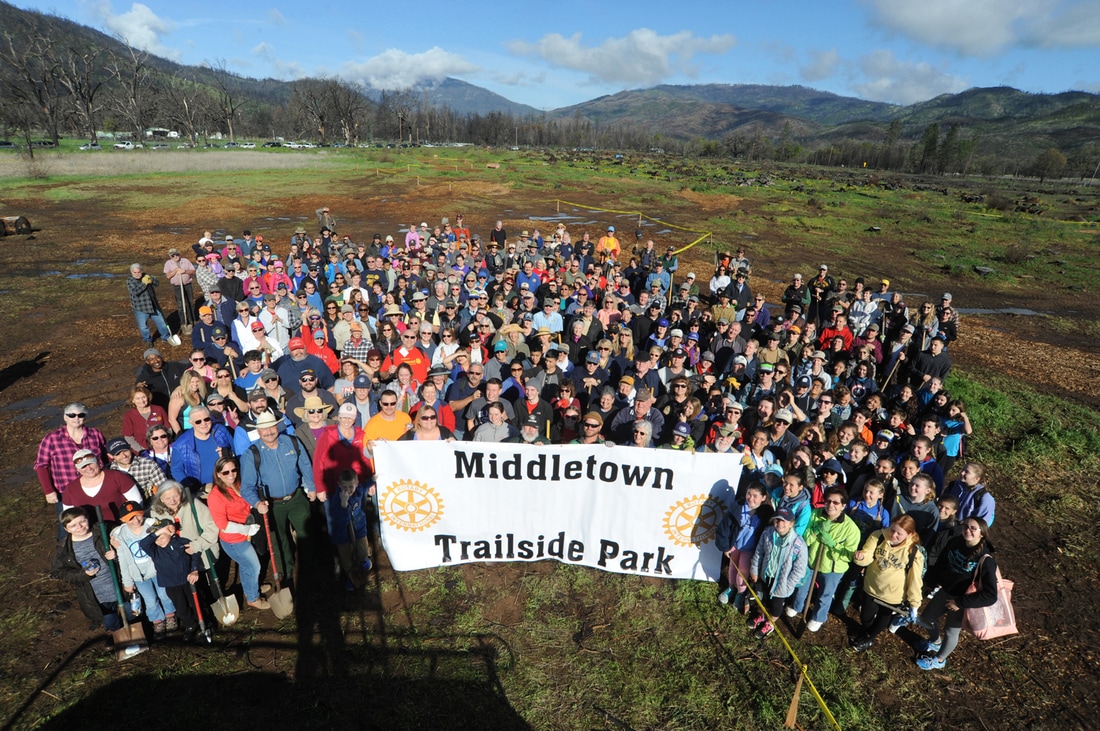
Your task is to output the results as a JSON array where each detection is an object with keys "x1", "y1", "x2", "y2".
[{"x1": 41, "y1": 207, "x2": 1001, "y2": 669}]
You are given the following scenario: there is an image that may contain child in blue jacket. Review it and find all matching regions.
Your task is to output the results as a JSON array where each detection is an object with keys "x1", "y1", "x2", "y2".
[{"x1": 139, "y1": 519, "x2": 201, "y2": 639}]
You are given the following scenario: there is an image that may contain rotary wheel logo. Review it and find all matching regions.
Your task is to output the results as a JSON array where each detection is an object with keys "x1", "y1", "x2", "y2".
[
  {"x1": 379, "y1": 479, "x2": 444, "y2": 532},
  {"x1": 663, "y1": 495, "x2": 724, "y2": 547}
]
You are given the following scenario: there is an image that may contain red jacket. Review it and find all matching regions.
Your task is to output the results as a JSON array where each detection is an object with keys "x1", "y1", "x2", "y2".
[{"x1": 312, "y1": 425, "x2": 372, "y2": 495}]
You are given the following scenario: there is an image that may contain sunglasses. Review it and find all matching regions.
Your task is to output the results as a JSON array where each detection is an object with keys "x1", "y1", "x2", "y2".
[
  {"x1": 583, "y1": 422, "x2": 600, "y2": 429},
  {"x1": 191, "y1": 357, "x2": 206, "y2": 362},
  {"x1": 219, "y1": 468, "x2": 238, "y2": 476},
  {"x1": 66, "y1": 412, "x2": 86, "y2": 418},
  {"x1": 380, "y1": 401, "x2": 398, "y2": 407},
  {"x1": 419, "y1": 414, "x2": 437, "y2": 421},
  {"x1": 307, "y1": 409, "x2": 327, "y2": 414},
  {"x1": 150, "y1": 434, "x2": 169, "y2": 441},
  {"x1": 192, "y1": 417, "x2": 211, "y2": 425}
]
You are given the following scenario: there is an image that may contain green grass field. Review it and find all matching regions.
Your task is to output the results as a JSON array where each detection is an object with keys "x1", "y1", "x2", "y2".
[{"x1": 0, "y1": 148, "x2": 1097, "y2": 729}]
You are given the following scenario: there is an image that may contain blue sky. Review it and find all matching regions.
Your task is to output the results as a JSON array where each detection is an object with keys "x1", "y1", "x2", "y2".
[{"x1": 20, "y1": 0, "x2": 1100, "y2": 109}]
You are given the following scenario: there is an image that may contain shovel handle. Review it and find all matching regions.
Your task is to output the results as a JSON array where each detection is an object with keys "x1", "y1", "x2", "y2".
[{"x1": 260, "y1": 506, "x2": 282, "y2": 588}]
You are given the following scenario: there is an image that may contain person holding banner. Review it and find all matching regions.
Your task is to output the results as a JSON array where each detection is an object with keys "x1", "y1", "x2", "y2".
[
  {"x1": 748, "y1": 509, "x2": 808, "y2": 639},
  {"x1": 717, "y1": 482, "x2": 772, "y2": 612}
]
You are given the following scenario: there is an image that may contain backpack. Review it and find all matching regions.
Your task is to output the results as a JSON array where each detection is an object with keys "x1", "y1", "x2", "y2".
[{"x1": 907, "y1": 543, "x2": 928, "y2": 580}]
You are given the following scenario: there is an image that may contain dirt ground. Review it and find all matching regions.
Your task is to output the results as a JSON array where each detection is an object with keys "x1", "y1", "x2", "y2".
[{"x1": 1, "y1": 172, "x2": 1098, "y2": 729}]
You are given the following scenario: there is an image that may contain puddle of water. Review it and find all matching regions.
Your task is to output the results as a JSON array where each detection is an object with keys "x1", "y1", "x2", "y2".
[
  {"x1": 956, "y1": 307, "x2": 1044, "y2": 316},
  {"x1": 0, "y1": 465, "x2": 36, "y2": 485},
  {"x1": 529, "y1": 214, "x2": 584, "y2": 222},
  {"x1": 73, "y1": 258, "x2": 100, "y2": 265},
  {"x1": 38, "y1": 271, "x2": 62, "y2": 277},
  {"x1": 276, "y1": 217, "x2": 292, "y2": 221},
  {"x1": 66, "y1": 272, "x2": 122, "y2": 279},
  {"x1": 656, "y1": 229, "x2": 673, "y2": 235}
]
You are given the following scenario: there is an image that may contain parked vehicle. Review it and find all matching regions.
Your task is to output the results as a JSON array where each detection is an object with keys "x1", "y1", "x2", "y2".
[
  {"x1": 261, "y1": 141, "x2": 281, "y2": 148},
  {"x1": 79, "y1": 142, "x2": 102, "y2": 151},
  {"x1": 113, "y1": 141, "x2": 141, "y2": 150},
  {"x1": 241, "y1": 142, "x2": 256, "y2": 149}
]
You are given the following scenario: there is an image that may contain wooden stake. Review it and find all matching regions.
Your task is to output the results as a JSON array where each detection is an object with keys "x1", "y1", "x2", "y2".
[{"x1": 785, "y1": 666, "x2": 805, "y2": 728}]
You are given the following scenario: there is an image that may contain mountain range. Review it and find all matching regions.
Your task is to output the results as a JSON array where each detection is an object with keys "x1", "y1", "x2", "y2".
[{"x1": 2, "y1": 0, "x2": 1098, "y2": 160}]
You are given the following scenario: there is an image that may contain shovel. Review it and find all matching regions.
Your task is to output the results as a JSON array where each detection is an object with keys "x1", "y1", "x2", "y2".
[
  {"x1": 260, "y1": 506, "x2": 294, "y2": 619},
  {"x1": 94, "y1": 506, "x2": 149, "y2": 661},
  {"x1": 184, "y1": 487, "x2": 240, "y2": 626},
  {"x1": 188, "y1": 583, "x2": 214, "y2": 645},
  {"x1": 205, "y1": 549, "x2": 240, "y2": 626}
]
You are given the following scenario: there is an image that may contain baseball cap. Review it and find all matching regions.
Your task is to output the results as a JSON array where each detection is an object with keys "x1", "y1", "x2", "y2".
[
  {"x1": 119, "y1": 501, "x2": 144, "y2": 521},
  {"x1": 773, "y1": 509, "x2": 795, "y2": 523},
  {"x1": 106, "y1": 437, "x2": 130, "y2": 455},
  {"x1": 288, "y1": 337, "x2": 306, "y2": 349},
  {"x1": 72, "y1": 450, "x2": 97, "y2": 468},
  {"x1": 673, "y1": 422, "x2": 691, "y2": 438},
  {"x1": 339, "y1": 403, "x2": 358, "y2": 419},
  {"x1": 353, "y1": 374, "x2": 372, "y2": 388}
]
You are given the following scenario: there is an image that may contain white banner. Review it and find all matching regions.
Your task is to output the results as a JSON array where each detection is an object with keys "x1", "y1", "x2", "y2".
[{"x1": 373, "y1": 441, "x2": 742, "y2": 581}]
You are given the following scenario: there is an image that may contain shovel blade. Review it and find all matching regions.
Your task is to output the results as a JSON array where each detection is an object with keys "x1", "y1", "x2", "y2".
[
  {"x1": 269, "y1": 588, "x2": 294, "y2": 619},
  {"x1": 111, "y1": 624, "x2": 149, "y2": 662},
  {"x1": 211, "y1": 596, "x2": 240, "y2": 627}
]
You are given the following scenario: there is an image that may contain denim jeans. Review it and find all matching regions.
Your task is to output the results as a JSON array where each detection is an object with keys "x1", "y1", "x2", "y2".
[
  {"x1": 134, "y1": 576, "x2": 176, "y2": 622},
  {"x1": 221, "y1": 537, "x2": 261, "y2": 603},
  {"x1": 134, "y1": 309, "x2": 172, "y2": 342},
  {"x1": 791, "y1": 570, "x2": 844, "y2": 624}
]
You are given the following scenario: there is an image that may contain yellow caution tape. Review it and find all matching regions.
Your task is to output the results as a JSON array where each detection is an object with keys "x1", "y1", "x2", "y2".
[{"x1": 732, "y1": 562, "x2": 844, "y2": 730}]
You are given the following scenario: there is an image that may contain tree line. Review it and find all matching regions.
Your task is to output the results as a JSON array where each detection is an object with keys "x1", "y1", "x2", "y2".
[{"x1": 0, "y1": 29, "x2": 1089, "y2": 180}]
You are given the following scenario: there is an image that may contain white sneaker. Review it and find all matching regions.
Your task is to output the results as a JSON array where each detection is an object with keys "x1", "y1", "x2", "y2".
[
  {"x1": 784, "y1": 606, "x2": 799, "y2": 618},
  {"x1": 806, "y1": 620, "x2": 823, "y2": 632}
]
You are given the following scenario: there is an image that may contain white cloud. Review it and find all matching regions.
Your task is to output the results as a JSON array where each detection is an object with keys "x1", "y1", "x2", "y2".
[
  {"x1": 507, "y1": 29, "x2": 735, "y2": 86},
  {"x1": 91, "y1": 2, "x2": 180, "y2": 60},
  {"x1": 801, "y1": 49, "x2": 841, "y2": 82},
  {"x1": 852, "y1": 50, "x2": 969, "y2": 104},
  {"x1": 493, "y1": 70, "x2": 547, "y2": 87},
  {"x1": 1026, "y1": 2, "x2": 1100, "y2": 47},
  {"x1": 864, "y1": 0, "x2": 1100, "y2": 56},
  {"x1": 341, "y1": 48, "x2": 479, "y2": 89},
  {"x1": 269, "y1": 9, "x2": 288, "y2": 26},
  {"x1": 251, "y1": 42, "x2": 304, "y2": 79}
]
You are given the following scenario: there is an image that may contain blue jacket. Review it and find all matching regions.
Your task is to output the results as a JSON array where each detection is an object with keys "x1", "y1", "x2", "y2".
[
  {"x1": 170, "y1": 424, "x2": 233, "y2": 491},
  {"x1": 138, "y1": 533, "x2": 200, "y2": 588},
  {"x1": 716, "y1": 499, "x2": 773, "y2": 554},
  {"x1": 240, "y1": 434, "x2": 315, "y2": 505},
  {"x1": 947, "y1": 481, "x2": 996, "y2": 526},
  {"x1": 750, "y1": 527, "x2": 808, "y2": 598}
]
